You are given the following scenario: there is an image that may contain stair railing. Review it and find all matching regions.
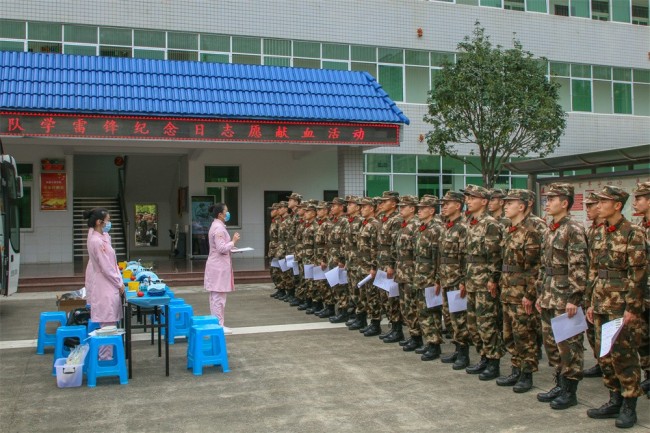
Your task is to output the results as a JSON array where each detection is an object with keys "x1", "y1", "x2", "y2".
[{"x1": 117, "y1": 156, "x2": 130, "y2": 260}]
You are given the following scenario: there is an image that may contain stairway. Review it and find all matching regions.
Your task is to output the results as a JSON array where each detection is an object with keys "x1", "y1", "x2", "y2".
[{"x1": 73, "y1": 197, "x2": 126, "y2": 260}]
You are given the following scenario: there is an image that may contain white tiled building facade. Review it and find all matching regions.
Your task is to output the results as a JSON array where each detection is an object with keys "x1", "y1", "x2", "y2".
[{"x1": 1, "y1": 0, "x2": 648, "y2": 263}]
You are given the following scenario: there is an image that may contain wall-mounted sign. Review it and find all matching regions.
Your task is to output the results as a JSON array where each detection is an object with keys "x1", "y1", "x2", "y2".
[
  {"x1": 40, "y1": 172, "x2": 67, "y2": 211},
  {"x1": 41, "y1": 158, "x2": 65, "y2": 172},
  {"x1": 0, "y1": 112, "x2": 400, "y2": 146}
]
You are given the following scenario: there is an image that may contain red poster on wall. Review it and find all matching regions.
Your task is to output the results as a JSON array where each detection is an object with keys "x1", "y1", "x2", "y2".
[{"x1": 41, "y1": 172, "x2": 67, "y2": 210}]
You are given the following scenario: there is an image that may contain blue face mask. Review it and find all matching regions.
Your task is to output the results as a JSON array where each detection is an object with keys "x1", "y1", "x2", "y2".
[
  {"x1": 224, "y1": 212, "x2": 231, "y2": 222},
  {"x1": 103, "y1": 221, "x2": 112, "y2": 233}
]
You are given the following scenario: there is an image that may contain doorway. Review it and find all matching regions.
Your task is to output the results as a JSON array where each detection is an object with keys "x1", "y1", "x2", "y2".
[{"x1": 263, "y1": 190, "x2": 291, "y2": 260}]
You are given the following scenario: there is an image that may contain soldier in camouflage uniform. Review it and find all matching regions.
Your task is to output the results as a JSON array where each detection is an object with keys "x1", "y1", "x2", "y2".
[
  {"x1": 343, "y1": 196, "x2": 365, "y2": 329},
  {"x1": 390, "y1": 195, "x2": 422, "y2": 351},
  {"x1": 376, "y1": 191, "x2": 405, "y2": 343},
  {"x1": 585, "y1": 186, "x2": 647, "y2": 428},
  {"x1": 278, "y1": 193, "x2": 302, "y2": 303},
  {"x1": 314, "y1": 201, "x2": 335, "y2": 318},
  {"x1": 413, "y1": 195, "x2": 444, "y2": 361},
  {"x1": 328, "y1": 198, "x2": 350, "y2": 323},
  {"x1": 268, "y1": 203, "x2": 282, "y2": 298},
  {"x1": 496, "y1": 189, "x2": 545, "y2": 393},
  {"x1": 535, "y1": 183, "x2": 588, "y2": 410},
  {"x1": 275, "y1": 201, "x2": 294, "y2": 301},
  {"x1": 298, "y1": 202, "x2": 319, "y2": 313},
  {"x1": 438, "y1": 191, "x2": 471, "y2": 369},
  {"x1": 292, "y1": 202, "x2": 307, "y2": 307},
  {"x1": 489, "y1": 188, "x2": 510, "y2": 232},
  {"x1": 461, "y1": 185, "x2": 504, "y2": 381},
  {"x1": 583, "y1": 192, "x2": 605, "y2": 378},
  {"x1": 632, "y1": 181, "x2": 650, "y2": 398},
  {"x1": 355, "y1": 197, "x2": 382, "y2": 336}
]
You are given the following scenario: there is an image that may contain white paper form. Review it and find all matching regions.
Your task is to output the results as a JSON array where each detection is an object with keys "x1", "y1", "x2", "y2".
[
  {"x1": 292, "y1": 262, "x2": 299, "y2": 276},
  {"x1": 373, "y1": 270, "x2": 393, "y2": 291},
  {"x1": 387, "y1": 281, "x2": 399, "y2": 298},
  {"x1": 313, "y1": 266, "x2": 327, "y2": 280},
  {"x1": 338, "y1": 269, "x2": 348, "y2": 284},
  {"x1": 447, "y1": 290, "x2": 467, "y2": 313},
  {"x1": 551, "y1": 307, "x2": 588, "y2": 343},
  {"x1": 271, "y1": 258, "x2": 280, "y2": 268},
  {"x1": 357, "y1": 274, "x2": 373, "y2": 288},
  {"x1": 279, "y1": 259, "x2": 290, "y2": 272},
  {"x1": 285, "y1": 255, "x2": 295, "y2": 267},
  {"x1": 325, "y1": 267, "x2": 339, "y2": 287},
  {"x1": 304, "y1": 264, "x2": 314, "y2": 279},
  {"x1": 425, "y1": 286, "x2": 443, "y2": 308},
  {"x1": 231, "y1": 247, "x2": 254, "y2": 253},
  {"x1": 599, "y1": 317, "x2": 624, "y2": 358}
]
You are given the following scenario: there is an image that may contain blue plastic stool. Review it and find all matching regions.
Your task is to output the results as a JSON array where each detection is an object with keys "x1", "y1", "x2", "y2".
[
  {"x1": 52, "y1": 325, "x2": 88, "y2": 375},
  {"x1": 187, "y1": 316, "x2": 220, "y2": 357},
  {"x1": 170, "y1": 298, "x2": 185, "y2": 305},
  {"x1": 86, "y1": 335, "x2": 128, "y2": 387},
  {"x1": 165, "y1": 304, "x2": 193, "y2": 345},
  {"x1": 87, "y1": 321, "x2": 101, "y2": 333},
  {"x1": 37, "y1": 311, "x2": 67, "y2": 355},
  {"x1": 186, "y1": 324, "x2": 229, "y2": 375}
]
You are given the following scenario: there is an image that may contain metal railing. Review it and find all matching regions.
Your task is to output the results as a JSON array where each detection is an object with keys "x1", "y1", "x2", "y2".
[{"x1": 117, "y1": 156, "x2": 130, "y2": 261}]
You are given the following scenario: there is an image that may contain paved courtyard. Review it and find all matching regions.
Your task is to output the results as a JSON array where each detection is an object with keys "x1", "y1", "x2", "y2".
[{"x1": 0, "y1": 283, "x2": 648, "y2": 433}]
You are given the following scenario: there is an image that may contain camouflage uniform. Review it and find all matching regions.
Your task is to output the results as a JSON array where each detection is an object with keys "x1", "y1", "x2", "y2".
[
  {"x1": 300, "y1": 207, "x2": 318, "y2": 302},
  {"x1": 463, "y1": 185, "x2": 504, "y2": 362},
  {"x1": 393, "y1": 195, "x2": 421, "y2": 338},
  {"x1": 632, "y1": 182, "x2": 650, "y2": 385},
  {"x1": 414, "y1": 196, "x2": 444, "y2": 346},
  {"x1": 268, "y1": 204, "x2": 282, "y2": 289},
  {"x1": 590, "y1": 186, "x2": 646, "y2": 398},
  {"x1": 314, "y1": 203, "x2": 333, "y2": 307},
  {"x1": 500, "y1": 190, "x2": 545, "y2": 375},
  {"x1": 343, "y1": 198, "x2": 363, "y2": 312},
  {"x1": 438, "y1": 192, "x2": 470, "y2": 347},
  {"x1": 377, "y1": 193, "x2": 403, "y2": 325},
  {"x1": 537, "y1": 185, "x2": 588, "y2": 383},
  {"x1": 276, "y1": 209, "x2": 295, "y2": 292},
  {"x1": 584, "y1": 193, "x2": 604, "y2": 363},
  {"x1": 327, "y1": 199, "x2": 349, "y2": 314},
  {"x1": 294, "y1": 211, "x2": 307, "y2": 301},
  {"x1": 356, "y1": 198, "x2": 381, "y2": 320}
]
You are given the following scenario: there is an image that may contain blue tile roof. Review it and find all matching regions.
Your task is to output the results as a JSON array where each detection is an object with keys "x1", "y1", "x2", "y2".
[{"x1": 0, "y1": 51, "x2": 409, "y2": 124}]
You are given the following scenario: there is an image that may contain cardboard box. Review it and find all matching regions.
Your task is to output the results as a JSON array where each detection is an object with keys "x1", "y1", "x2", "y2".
[{"x1": 56, "y1": 296, "x2": 87, "y2": 314}]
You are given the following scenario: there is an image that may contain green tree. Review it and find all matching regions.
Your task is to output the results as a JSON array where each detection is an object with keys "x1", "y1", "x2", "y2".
[{"x1": 424, "y1": 23, "x2": 566, "y2": 188}]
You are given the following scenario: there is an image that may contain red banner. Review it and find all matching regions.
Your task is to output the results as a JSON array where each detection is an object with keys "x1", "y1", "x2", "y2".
[{"x1": 41, "y1": 172, "x2": 67, "y2": 211}]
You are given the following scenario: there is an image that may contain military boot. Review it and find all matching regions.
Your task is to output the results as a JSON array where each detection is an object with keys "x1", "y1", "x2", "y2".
[
  {"x1": 550, "y1": 377, "x2": 578, "y2": 410},
  {"x1": 452, "y1": 345, "x2": 470, "y2": 370},
  {"x1": 513, "y1": 372, "x2": 533, "y2": 393},
  {"x1": 466, "y1": 355, "x2": 488, "y2": 374},
  {"x1": 587, "y1": 390, "x2": 623, "y2": 419},
  {"x1": 479, "y1": 358, "x2": 500, "y2": 381},
  {"x1": 283, "y1": 289, "x2": 295, "y2": 302},
  {"x1": 317, "y1": 304, "x2": 335, "y2": 318},
  {"x1": 582, "y1": 364, "x2": 603, "y2": 378},
  {"x1": 306, "y1": 301, "x2": 322, "y2": 315},
  {"x1": 496, "y1": 367, "x2": 521, "y2": 387},
  {"x1": 441, "y1": 343, "x2": 459, "y2": 363},
  {"x1": 329, "y1": 310, "x2": 348, "y2": 323},
  {"x1": 615, "y1": 398, "x2": 638, "y2": 429},
  {"x1": 399, "y1": 338, "x2": 413, "y2": 347},
  {"x1": 278, "y1": 289, "x2": 291, "y2": 301},
  {"x1": 640, "y1": 370, "x2": 649, "y2": 397},
  {"x1": 345, "y1": 313, "x2": 357, "y2": 327},
  {"x1": 297, "y1": 299, "x2": 310, "y2": 311},
  {"x1": 383, "y1": 322, "x2": 404, "y2": 344},
  {"x1": 289, "y1": 296, "x2": 302, "y2": 307},
  {"x1": 348, "y1": 314, "x2": 367, "y2": 331},
  {"x1": 359, "y1": 320, "x2": 373, "y2": 334},
  {"x1": 363, "y1": 320, "x2": 382, "y2": 337},
  {"x1": 379, "y1": 322, "x2": 393, "y2": 340},
  {"x1": 270, "y1": 288, "x2": 280, "y2": 298},
  {"x1": 421, "y1": 344, "x2": 441, "y2": 361},
  {"x1": 273, "y1": 289, "x2": 285, "y2": 299},
  {"x1": 403, "y1": 335, "x2": 423, "y2": 352},
  {"x1": 537, "y1": 372, "x2": 562, "y2": 402}
]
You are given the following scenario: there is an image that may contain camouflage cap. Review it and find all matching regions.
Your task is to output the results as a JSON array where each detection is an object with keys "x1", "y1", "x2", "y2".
[
  {"x1": 542, "y1": 183, "x2": 574, "y2": 197},
  {"x1": 584, "y1": 192, "x2": 599, "y2": 205},
  {"x1": 359, "y1": 197, "x2": 376, "y2": 207},
  {"x1": 331, "y1": 197, "x2": 346, "y2": 205},
  {"x1": 489, "y1": 188, "x2": 507, "y2": 199},
  {"x1": 633, "y1": 181, "x2": 650, "y2": 197},
  {"x1": 503, "y1": 189, "x2": 533, "y2": 202},
  {"x1": 315, "y1": 200, "x2": 330, "y2": 209},
  {"x1": 304, "y1": 201, "x2": 318, "y2": 211},
  {"x1": 398, "y1": 195, "x2": 419, "y2": 206},
  {"x1": 278, "y1": 201, "x2": 289, "y2": 208},
  {"x1": 417, "y1": 194, "x2": 439, "y2": 207},
  {"x1": 345, "y1": 195, "x2": 362, "y2": 204},
  {"x1": 461, "y1": 184, "x2": 490, "y2": 199},
  {"x1": 440, "y1": 191, "x2": 465, "y2": 203},
  {"x1": 267, "y1": 203, "x2": 279, "y2": 210},
  {"x1": 377, "y1": 191, "x2": 400, "y2": 201},
  {"x1": 595, "y1": 185, "x2": 629, "y2": 205},
  {"x1": 288, "y1": 192, "x2": 303, "y2": 202}
]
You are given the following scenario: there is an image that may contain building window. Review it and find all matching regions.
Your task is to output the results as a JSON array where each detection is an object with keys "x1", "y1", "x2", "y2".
[
  {"x1": 17, "y1": 164, "x2": 33, "y2": 230},
  {"x1": 592, "y1": 0, "x2": 610, "y2": 20},
  {"x1": 504, "y1": 0, "x2": 526, "y2": 10},
  {"x1": 378, "y1": 65, "x2": 403, "y2": 102},
  {"x1": 205, "y1": 166, "x2": 240, "y2": 227},
  {"x1": 572, "y1": 79, "x2": 592, "y2": 111},
  {"x1": 613, "y1": 0, "x2": 632, "y2": 22},
  {"x1": 632, "y1": 0, "x2": 649, "y2": 25}
]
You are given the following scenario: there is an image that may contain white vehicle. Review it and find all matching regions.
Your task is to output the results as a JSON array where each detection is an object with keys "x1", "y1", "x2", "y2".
[{"x1": 0, "y1": 147, "x2": 23, "y2": 296}]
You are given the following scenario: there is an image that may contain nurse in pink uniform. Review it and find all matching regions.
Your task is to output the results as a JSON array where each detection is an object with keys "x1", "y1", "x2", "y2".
[
  {"x1": 83, "y1": 208, "x2": 124, "y2": 359},
  {"x1": 204, "y1": 203, "x2": 240, "y2": 333}
]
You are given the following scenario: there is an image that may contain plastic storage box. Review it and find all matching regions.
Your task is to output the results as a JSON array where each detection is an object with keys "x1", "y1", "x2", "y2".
[{"x1": 54, "y1": 358, "x2": 84, "y2": 388}]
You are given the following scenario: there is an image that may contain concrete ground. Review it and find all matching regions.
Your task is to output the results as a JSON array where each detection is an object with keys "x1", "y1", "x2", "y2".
[{"x1": 0, "y1": 283, "x2": 648, "y2": 433}]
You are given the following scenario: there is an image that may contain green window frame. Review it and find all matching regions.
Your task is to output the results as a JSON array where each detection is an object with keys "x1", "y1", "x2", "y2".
[
  {"x1": 64, "y1": 25, "x2": 97, "y2": 44},
  {"x1": 0, "y1": 20, "x2": 26, "y2": 39},
  {"x1": 572, "y1": 79, "x2": 592, "y2": 112},
  {"x1": 613, "y1": 82, "x2": 632, "y2": 114}
]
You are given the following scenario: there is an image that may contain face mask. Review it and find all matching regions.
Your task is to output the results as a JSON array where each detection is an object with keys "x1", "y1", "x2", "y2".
[
  {"x1": 103, "y1": 221, "x2": 112, "y2": 233},
  {"x1": 224, "y1": 212, "x2": 231, "y2": 222}
]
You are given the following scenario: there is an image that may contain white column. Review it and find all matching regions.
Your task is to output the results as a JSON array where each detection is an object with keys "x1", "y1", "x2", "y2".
[{"x1": 337, "y1": 147, "x2": 364, "y2": 196}]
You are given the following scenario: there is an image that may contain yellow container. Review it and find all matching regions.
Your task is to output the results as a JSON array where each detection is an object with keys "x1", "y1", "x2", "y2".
[
  {"x1": 118, "y1": 261, "x2": 127, "y2": 270},
  {"x1": 123, "y1": 269, "x2": 133, "y2": 279},
  {"x1": 127, "y1": 281, "x2": 140, "y2": 292}
]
